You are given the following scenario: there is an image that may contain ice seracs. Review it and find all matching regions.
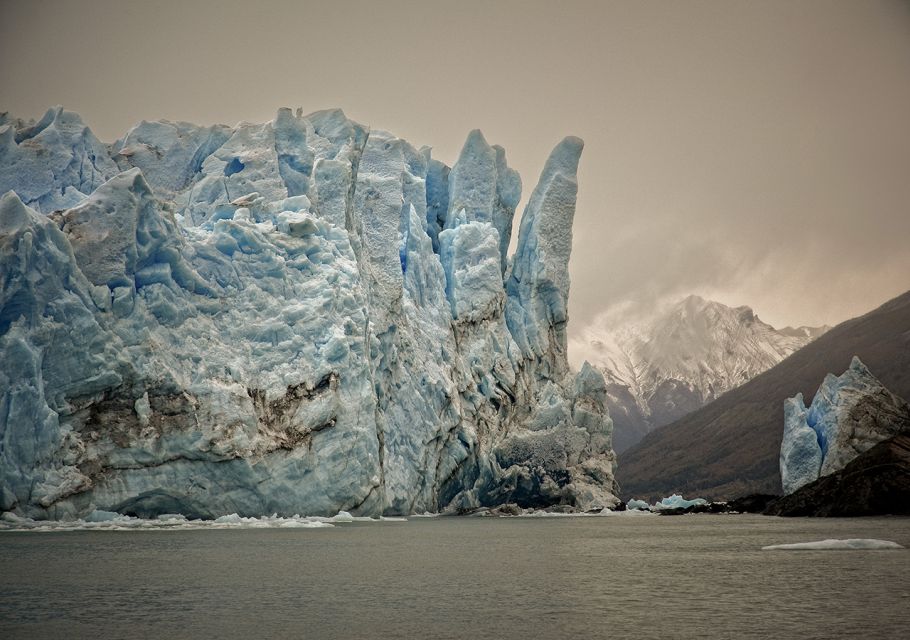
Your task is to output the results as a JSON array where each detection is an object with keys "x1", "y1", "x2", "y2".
[
  {"x1": 0, "y1": 107, "x2": 120, "y2": 213},
  {"x1": 780, "y1": 356, "x2": 910, "y2": 494},
  {"x1": 0, "y1": 107, "x2": 618, "y2": 520},
  {"x1": 506, "y1": 136, "x2": 583, "y2": 379}
]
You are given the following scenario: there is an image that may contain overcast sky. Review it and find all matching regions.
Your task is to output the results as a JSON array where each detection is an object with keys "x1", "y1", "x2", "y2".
[{"x1": 3, "y1": 0, "x2": 909, "y2": 355}]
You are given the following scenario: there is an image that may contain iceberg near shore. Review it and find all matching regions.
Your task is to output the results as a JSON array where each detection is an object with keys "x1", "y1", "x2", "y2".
[
  {"x1": 0, "y1": 107, "x2": 618, "y2": 519},
  {"x1": 780, "y1": 357, "x2": 910, "y2": 494}
]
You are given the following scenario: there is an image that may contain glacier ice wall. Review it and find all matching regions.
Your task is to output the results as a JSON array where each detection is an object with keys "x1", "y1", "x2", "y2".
[
  {"x1": 0, "y1": 107, "x2": 617, "y2": 519},
  {"x1": 780, "y1": 356, "x2": 910, "y2": 494}
]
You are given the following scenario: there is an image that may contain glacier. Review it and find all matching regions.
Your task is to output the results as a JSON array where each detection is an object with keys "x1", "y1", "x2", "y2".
[
  {"x1": 0, "y1": 106, "x2": 618, "y2": 519},
  {"x1": 780, "y1": 356, "x2": 910, "y2": 494}
]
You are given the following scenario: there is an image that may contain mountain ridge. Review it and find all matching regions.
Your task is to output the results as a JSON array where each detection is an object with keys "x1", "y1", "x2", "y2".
[{"x1": 579, "y1": 294, "x2": 827, "y2": 452}]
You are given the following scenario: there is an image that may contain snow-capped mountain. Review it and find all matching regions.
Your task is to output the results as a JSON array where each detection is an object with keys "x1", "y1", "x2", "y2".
[
  {"x1": 0, "y1": 107, "x2": 618, "y2": 520},
  {"x1": 580, "y1": 295, "x2": 828, "y2": 452}
]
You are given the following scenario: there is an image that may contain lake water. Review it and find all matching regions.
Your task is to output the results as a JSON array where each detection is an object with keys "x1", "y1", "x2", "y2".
[{"x1": 2, "y1": 514, "x2": 909, "y2": 639}]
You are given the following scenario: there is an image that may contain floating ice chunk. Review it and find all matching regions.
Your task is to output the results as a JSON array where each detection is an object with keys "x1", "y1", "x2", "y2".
[
  {"x1": 762, "y1": 539, "x2": 904, "y2": 551},
  {"x1": 651, "y1": 494, "x2": 707, "y2": 510},
  {"x1": 330, "y1": 510, "x2": 355, "y2": 522},
  {"x1": 626, "y1": 499, "x2": 650, "y2": 511}
]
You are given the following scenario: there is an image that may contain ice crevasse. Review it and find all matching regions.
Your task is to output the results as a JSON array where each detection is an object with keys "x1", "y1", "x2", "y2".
[{"x1": 0, "y1": 106, "x2": 618, "y2": 519}]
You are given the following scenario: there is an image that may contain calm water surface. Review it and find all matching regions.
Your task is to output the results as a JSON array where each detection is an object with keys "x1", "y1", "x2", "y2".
[{"x1": 2, "y1": 514, "x2": 909, "y2": 639}]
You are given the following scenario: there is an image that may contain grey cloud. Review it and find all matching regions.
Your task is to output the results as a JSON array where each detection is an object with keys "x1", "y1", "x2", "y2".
[{"x1": 2, "y1": 0, "x2": 908, "y2": 359}]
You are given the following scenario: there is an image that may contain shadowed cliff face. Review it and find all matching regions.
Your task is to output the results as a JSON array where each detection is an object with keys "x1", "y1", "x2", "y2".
[{"x1": 0, "y1": 108, "x2": 617, "y2": 519}]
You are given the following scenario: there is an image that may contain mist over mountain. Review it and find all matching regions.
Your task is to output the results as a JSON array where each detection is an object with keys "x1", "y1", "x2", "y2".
[{"x1": 574, "y1": 295, "x2": 827, "y2": 452}]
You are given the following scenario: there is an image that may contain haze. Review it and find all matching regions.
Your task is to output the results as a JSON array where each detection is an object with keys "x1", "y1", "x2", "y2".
[{"x1": 3, "y1": 0, "x2": 909, "y2": 363}]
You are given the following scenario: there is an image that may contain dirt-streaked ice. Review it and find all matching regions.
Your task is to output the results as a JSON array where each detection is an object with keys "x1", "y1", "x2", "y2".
[
  {"x1": 780, "y1": 357, "x2": 910, "y2": 494},
  {"x1": 0, "y1": 107, "x2": 618, "y2": 520}
]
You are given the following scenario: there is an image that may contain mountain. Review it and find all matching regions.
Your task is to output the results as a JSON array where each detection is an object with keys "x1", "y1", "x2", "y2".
[
  {"x1": 0, "y1": 107, "x2": 618, "y2": 520},
  {"x1": 617, "y1": 289, "x2": 910, "y2": 501},
  {"x1": 579, "y1": 295, "x2": 827, "y2": 453}
]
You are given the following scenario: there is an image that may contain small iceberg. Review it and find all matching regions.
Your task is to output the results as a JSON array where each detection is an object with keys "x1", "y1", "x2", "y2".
[
  {"x1": 651, "y1": 494, "x2": 708, "y2": 511},
  {"x1": 621, "y1": 495, "x2": 709, "y2": 512},
  {"x1": 762, "y1": 538, "x2": 904, "y2": 551}
]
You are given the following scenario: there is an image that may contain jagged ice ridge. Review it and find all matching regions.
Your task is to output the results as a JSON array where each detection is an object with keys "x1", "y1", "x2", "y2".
[
  {"x1": 780, "y1": 356, "x2": 910, "y2": 494},
  {"x1": 0, "y1": 106, "x2": 618, "y2": 519}
]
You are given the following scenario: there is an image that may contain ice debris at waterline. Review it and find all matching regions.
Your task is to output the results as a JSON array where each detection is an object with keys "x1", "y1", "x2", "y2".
[
  {"x1": 762, "y1": 539, "x2": 905, "y2": 551},
  {"x1": 510, "y1": 508, "x2": 654, "y2": 518},
  {"x1": 0, "y1": 510, "x2": 405, "y2": 531},
  {"x1": 0, "y1": 107, "x2": 618, "y2": 520},
  {"x1": 625, "y1": 494, "x2": 708, "y2": 511},
  {"x1": 780, "y1": 356, "x2": 910, "y2": 494}
]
